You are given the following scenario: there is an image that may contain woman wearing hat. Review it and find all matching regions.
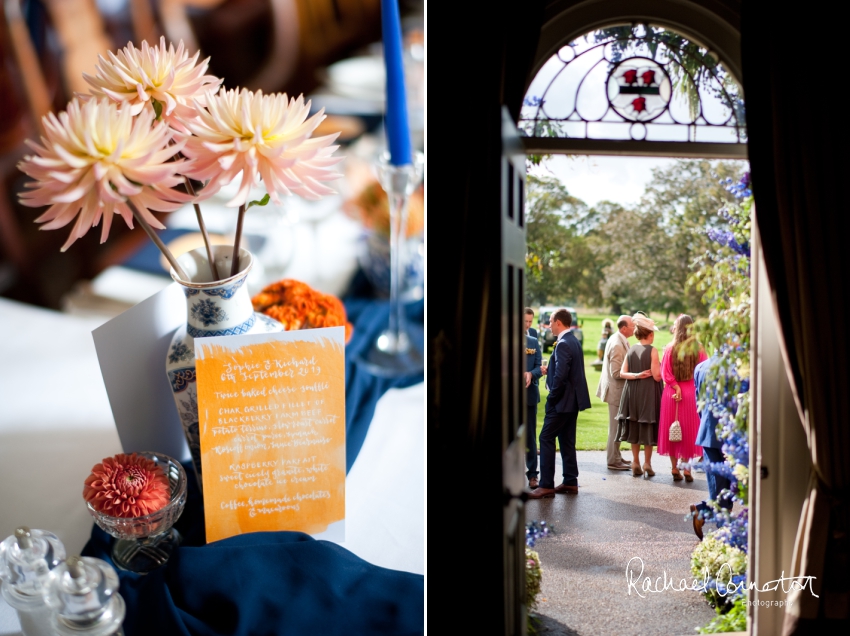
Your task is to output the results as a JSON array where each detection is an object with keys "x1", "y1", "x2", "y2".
[
  {"x1": 658, "y1": 314, "x2": 708, "y2": 481},
  {"x1": 615, "y1": 313, "x2": 663, "y2": 476}
]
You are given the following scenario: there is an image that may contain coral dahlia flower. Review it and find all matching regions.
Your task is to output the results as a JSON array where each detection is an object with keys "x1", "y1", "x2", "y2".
[
  {"x1": 83, "y1": 453, "x2": 171, "y2": 518},
  {"x1": 181, "y1": 88, "x2": 343, "y2": 207},
  {"x1": 17, "y1": 98, "x2": 192, "y2": 251},
  {"x1": 83, "y1": 37, "x2": 221, "y2": 126}
]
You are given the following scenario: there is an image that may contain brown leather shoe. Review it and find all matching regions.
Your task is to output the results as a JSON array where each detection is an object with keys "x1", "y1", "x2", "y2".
[
  {"x1": 690, "y1": 504, "x2": 705, "y2": 541},
  {"x1": 607, "y1": 464, "x2": 630, "y2": 471},
  {"x1": 528, "y1": 487, "x2": 556, "y2": 499},
  {"x1": 554, "y1": 483, "x2": 578, "y2": 494},
  {"x1": 528, "y1": 477, "x2": 539, "y2": 489}
]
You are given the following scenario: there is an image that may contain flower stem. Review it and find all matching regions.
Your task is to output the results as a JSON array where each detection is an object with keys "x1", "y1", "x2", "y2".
[
  {"x1": 231, "y1": 203, "x2": 246, "y2": 276},
  {"x1": 127, "y1": 200, "x2": 189, "y2": 280},
  {"x1": 183, "y1": 177, "x2": 220, "y2": 280}
]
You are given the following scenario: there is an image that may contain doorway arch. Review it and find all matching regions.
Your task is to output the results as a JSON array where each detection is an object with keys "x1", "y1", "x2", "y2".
[{"x1": 517, "y1": 4, "x2": 807, "y2": 635}]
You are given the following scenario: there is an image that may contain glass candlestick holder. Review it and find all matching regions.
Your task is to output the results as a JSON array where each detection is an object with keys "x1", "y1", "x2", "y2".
[
  {"x1": 86, "y1": 452, "x2": 187, "y2": 574},
  {"x1": 44, "y1": 556, "x2": 125, "y2": 636},
  {"x1": 0, "y1": 526, "x2": 66, "y2": 636},
  {"x1": 356, "y1": 151, "x2": 425, "y2": 377}
]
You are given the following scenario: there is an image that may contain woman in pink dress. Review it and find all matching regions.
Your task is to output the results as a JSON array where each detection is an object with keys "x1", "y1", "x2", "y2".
[{"x1": 657, "y1": 314, "x2": 707, "y2": 482}]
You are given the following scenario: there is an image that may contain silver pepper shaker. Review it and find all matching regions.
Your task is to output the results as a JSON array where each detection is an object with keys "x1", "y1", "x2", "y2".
[
  {"x1": 0, "y1": 526, "x2": 67, "y2": 636},
  {"x1": 44, "y1": 556, "x2": 126, "y2": 636}
]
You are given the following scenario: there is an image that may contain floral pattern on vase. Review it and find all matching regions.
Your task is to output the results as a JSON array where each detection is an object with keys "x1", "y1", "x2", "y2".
[
  {"x1": 190, "y1": 298, "x2": 228, "y2": 326},
  {"x1": 165, "y1": 246, "x2": 283, "y2": 483}
]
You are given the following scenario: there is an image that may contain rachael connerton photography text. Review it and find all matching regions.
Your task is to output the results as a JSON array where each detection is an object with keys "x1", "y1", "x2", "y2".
[{"x1": 625, "y1": 557, "x2": 817, "y2": 600}]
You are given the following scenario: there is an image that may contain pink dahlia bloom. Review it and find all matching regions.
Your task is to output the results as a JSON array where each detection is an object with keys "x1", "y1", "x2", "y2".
[
  {"x1": 17, "y1": 98, "x2": 192, "y2": 251},
  {"x1": 83, "y1": 453, "x2": 171, "y2": 518},
  {"x1": 82, "y1": 37, "x2": 222, "y2": 129},
  {"x1": 180, "y1": 88, "x2": 343, "y2": 207}
]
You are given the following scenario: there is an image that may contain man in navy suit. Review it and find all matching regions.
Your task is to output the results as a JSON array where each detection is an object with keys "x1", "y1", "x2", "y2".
[
  {"x1": 529, "y1": 308, "x2": 592, "y2": 498},
  {"x1": 524, "y1": 321, "x2": 543, "y2": 488},
  {"x1": 525, "y1": 307, "x2": 538, "y2": 339},
  {"x1": 689, "y1": 354, "x2": 735, "y2": 539}
]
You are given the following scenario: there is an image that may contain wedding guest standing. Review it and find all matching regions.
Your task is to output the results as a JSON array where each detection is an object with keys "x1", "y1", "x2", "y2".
[
  {"x1": 689, "y1": 353, "x2": 735, "y2": 540},
  {"x1": 658, "y1": 314, "x2": 708, "y2": 482},
  {"x1": 616, "y1": 314, "x2": 663, "y2": 477},
  {"x1": 595, "y1": 315, "x2": 634, "y2": 470},
  {"x1": 525, "y1": 307, "x2": 538, "y2": 339},
  {"x1": 597, "y1": 318, "x2": 614, "y2": 359},
  {"x1": 524, "y1": 319, "x2": 543, "y2": 488},
  {"x1": 528, "y1": 309, "x2": 591, "y2": 499}
]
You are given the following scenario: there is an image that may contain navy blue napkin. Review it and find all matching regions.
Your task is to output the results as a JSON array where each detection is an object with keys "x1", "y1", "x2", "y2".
[
  {"x1": 122, "y1": 229, "x2": 194, "y2": 276},
  {"x1": 83, "y1": 463, "x2": 424, "y2": 635},
  {"x1": 342, "y1": 289, "x2": 424, "y2": 472}
]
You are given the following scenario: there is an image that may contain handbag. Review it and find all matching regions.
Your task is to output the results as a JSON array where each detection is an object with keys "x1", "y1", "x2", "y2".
[{"x1": 669, "y1": 400, "x2": 682, "y2": 442}]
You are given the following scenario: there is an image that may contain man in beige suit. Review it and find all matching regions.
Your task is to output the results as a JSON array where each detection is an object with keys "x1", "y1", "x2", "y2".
[{"x1": 596, "y1": 315, "x2": 635, "y2": 470}]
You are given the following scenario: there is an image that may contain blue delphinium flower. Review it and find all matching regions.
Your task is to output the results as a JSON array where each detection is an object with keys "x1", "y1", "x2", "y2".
[{"x1": 526, "y1": 520, "x2": 551, "y2": 547}]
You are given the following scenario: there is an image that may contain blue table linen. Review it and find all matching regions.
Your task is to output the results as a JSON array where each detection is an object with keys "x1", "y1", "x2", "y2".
[
  {"x1": 83, "y1": 266, "x2": 424, "y2": 634},
  {"x1": 82, "y1": 457, "x2": 423, "y2": 635}
]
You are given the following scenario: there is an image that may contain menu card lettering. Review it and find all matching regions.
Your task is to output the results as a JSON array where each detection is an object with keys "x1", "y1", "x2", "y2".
[{"x1": 195, "y1": 327, "x2": 345, "y2": 543}]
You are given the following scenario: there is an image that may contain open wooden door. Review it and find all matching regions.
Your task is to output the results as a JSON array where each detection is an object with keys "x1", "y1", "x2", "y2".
[{"x1": 501, "y1": 106, "x2": 529, "y2": 635}]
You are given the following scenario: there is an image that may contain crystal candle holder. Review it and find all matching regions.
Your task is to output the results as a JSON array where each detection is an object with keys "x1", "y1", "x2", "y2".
[
  {"x1": 44, "y1": 556, "x2": 125, "y2": 636},
  {"x1": 355, "y1": 151, "x2": 424, "y2": 377},
  {"x1": 0, "y1": 527, "x2": 66, "y2": 636},
  {"x1": 86, "y1": 452, "x2": 187, "y2": 574}
]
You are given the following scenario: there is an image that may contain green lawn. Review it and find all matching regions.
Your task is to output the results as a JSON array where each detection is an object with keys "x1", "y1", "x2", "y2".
[{"x1": 534, "y1": 312, "x2": 673, "y2": 450}]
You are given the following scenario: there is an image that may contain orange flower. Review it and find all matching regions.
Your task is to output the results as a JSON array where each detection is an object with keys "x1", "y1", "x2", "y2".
[
  {"x1": 252, "y1": 279, "x2": 353, "y2": 343},
  {"x1": 343, "y1": 180, "x2": 424, "y2": 238},
  {"x1": 83, "y1": 453, "x2": 171, "y2": 518}
]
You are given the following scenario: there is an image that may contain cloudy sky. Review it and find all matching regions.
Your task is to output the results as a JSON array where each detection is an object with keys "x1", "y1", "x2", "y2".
[
  {"x1": 533, "y1": 155, "x2": 676, "y2": 207},
  {"x1": 532, "y1": 155, "x2": 749, "y2": 208}
]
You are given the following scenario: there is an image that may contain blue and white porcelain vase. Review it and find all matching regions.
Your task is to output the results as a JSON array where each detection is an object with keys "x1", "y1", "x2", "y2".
[
  {"x1": 358, "y1": 231, "x2": 424, "y2": 300},
  {"x1": 165, "y1": 246, "x2": 283, "y2": 482}
]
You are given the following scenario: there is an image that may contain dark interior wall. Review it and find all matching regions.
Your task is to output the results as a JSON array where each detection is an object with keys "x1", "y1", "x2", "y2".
[{"x1": 428, "y1": 2, "x2": 545, "y2": 631}]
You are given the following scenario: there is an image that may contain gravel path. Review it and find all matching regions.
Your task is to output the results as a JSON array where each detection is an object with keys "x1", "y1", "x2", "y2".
[{"x1": 526, "y1": 450, "x2": 717, "y2": 635}]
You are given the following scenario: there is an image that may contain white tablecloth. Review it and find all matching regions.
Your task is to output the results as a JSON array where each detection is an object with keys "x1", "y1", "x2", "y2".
[{"x1": 0, "y1": 297, "x2": 423, "y2": 634}]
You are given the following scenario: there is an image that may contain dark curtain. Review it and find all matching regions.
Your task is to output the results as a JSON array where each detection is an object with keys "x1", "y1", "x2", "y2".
[
  {"x1": 428, "y1": 1, "x2": 544, "y2": 632},
  {"x1": 742, "y1": 2, "x2": 850, "y2": 630}
]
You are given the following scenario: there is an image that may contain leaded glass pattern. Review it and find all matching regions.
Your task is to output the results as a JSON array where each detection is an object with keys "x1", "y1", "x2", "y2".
[{"x1": 521, "y1": 25, "x2": 746, "y2": 145}]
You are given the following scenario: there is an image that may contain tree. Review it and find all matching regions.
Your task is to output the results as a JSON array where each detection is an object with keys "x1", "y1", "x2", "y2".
[
  {"x1": 637, "y1": 160, "x2": 747, "y2": 315},
  {"x1": 524, "y1": 174, "x2": 602, "y2": 306},
  {"x1": 590, "y1": 203, "x2": 681, "y2": 315},
  {"x1": 524, "y1": 160, "x2": 749, "y2": 315}
]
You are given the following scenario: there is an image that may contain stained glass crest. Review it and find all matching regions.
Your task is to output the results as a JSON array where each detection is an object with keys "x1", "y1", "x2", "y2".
[{"x1": 521, "y1": 25, "x2": 746, "y2": 146}]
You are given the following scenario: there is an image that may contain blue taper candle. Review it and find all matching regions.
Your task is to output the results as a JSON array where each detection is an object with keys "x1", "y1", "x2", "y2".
[{"x1": 381, "y1": 0, "x2": 412, "y2": 165}]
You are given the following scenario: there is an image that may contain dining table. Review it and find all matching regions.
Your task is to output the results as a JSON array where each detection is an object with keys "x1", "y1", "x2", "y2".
[{"x1": 0, "y1": 142, "x2": 424, "y2": 635}]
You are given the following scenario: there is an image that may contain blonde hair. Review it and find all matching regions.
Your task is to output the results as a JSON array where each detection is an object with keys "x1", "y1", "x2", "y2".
[{"x1": 670, "y1": 314, "x2": 699, "y2": 381}]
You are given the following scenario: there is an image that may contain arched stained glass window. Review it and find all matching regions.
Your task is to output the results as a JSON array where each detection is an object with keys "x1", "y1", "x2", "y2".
[{"x1": 521, "y1": 25, "x2": 746, "y2": 158}]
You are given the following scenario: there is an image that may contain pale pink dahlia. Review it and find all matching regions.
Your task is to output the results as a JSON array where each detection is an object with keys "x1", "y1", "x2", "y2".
[
  {"x1": 17, "y1": 98, "x2": 192, "y2": 251},
  {"x1": 83, "y1": 453, "x2": 171, "y2": 518},
  {"x1": 181, "y1": 88, "x2": 343, "y2": 207},
  {"x1": 83, "y1": 37, "x2": 221, "y2": 126}
]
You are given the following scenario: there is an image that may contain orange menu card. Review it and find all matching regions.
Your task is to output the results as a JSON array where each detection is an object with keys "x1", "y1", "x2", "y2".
[{"x1": 194, "y1": 327, "x2": 346, "y2": 543}]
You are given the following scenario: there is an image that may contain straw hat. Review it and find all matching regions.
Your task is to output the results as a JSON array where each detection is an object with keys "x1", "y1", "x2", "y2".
[{"x1": 632, "y1": 313, "x2": 659, "y2": 332}]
